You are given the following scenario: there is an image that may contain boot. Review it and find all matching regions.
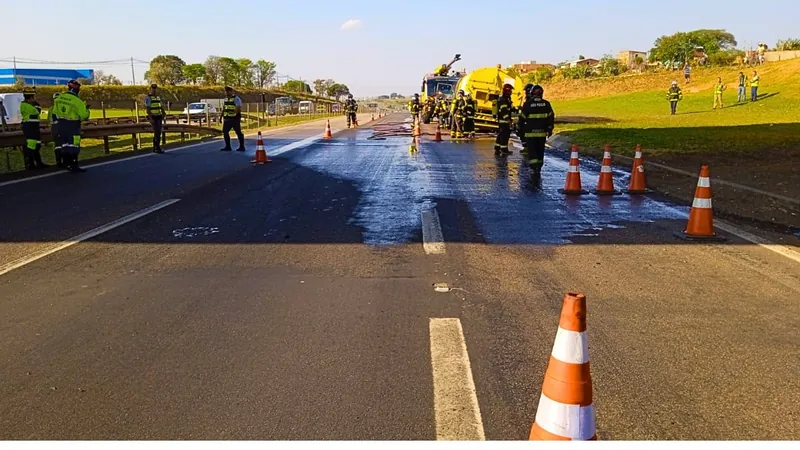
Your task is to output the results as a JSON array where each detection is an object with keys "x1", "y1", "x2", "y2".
[
  {"x1": 33, "y1": 149, "x2": 50, "y2": 169},
  {"x1": 219, "y1": 147, "x2": 232, "y2": 152},
  {"x1": 54, "y1": 148, "x2": 65, "y2": 168},
  {"x1": 22, "y1": 148, "x2": 36, "y2": 170}
]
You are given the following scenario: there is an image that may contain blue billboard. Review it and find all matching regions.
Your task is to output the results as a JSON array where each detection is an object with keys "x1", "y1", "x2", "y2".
[{"x1": 0, "y1": 68, "x2": 95, "y2": 86}]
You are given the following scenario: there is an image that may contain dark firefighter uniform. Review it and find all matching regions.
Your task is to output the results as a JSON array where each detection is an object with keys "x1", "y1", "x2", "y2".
[
  {"x1": 221, "y1": 87, "x2": 245, "y2": 151},
  {"x1": 666, "y1": 83, "x2": 683, "y2": 115},
  {"x1": 50, "y1": 93, "x2": 63, "y2": 167},
  {"x1": 345, "y1": 97, "x2": 358, "y2": 128},
  {"x1": 408, "y1": 96, "x2": 421, "y2": 124},
  {"x1": 493, "y1": 88, "x2": 514, "y2": 154},
  {"x1": 53, "y1": 80, "x2": 91, "y2": 172},
  {"x1": 20, "y1": 88, "x2": 48, "y2": 170},
  {"x1": 518, "y1": 86, "x2": 555, "y2": 171},
  {"x1": 436, "y1": 98, "x2": 449, "y2": 128},
  {"x1": 451, "y1": 93, "x2": 465, "y2": 138},
  {"x1": 462, "y1": 94, "x2": 476, "y2": 139},
  {"x1": 424, "y1": 97, "x2": 436, "y2": 122},
  {"x1": 145, "y1": 85, "x2": 165, "y2": 153}
]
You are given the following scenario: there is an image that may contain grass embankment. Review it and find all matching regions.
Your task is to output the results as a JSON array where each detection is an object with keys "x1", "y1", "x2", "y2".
[
  {"x1": 1, "y1": 113, "x2": 336, "y2": 174},
  {"x1": 549, "y1": 58, "x2": 800, "y2": 155}
]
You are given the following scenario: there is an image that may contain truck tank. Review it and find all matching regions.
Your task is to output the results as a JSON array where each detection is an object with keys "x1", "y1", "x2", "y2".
[{"x1": 456, "y1": 65, "x2": 525, "y2": 132}]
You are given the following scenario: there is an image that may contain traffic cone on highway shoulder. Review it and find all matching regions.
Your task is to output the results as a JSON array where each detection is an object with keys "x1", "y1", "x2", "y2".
[
  {"x1": 625, "y1": 145, "x2": 651, "y2": 194},
  {"x1": 559, "y1": 145, "x2": 588, "y2": 195},
  {"x1": 323, "y1": 120, "x2": 333, "y2": 139},
  {"x1": 251, "y1": 132, "x2": 271, "y2": 165},
  {"x1": 674, "y1": 165, "x2": 726, "y2": 241},
  {"x1": 530, "y1": 292, "x2": 596, "y2": 441},
  {"x1": 434, "y1": 125, "x2": 442, "y2": 142},
  {"x1": 593, "y1": 145, "x2": 620, "y2": 195}
]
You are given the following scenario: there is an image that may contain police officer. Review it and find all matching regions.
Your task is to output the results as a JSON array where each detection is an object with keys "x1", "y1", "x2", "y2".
[
  {"x1": 53, "y1": 80, "x2": 90, "y2": 172},
  {"x1": 462, "y1": 92, "x2": 476, "y2": 139},
  {"x1": 145, "y1": 83, "x2": 165, "y2": 153},
  {"x1": 666, "y1": 81, "x2": 683, "y2": 115},
  {"x1": 518, "y1": 85, "x2": 554, "y2": 173},
  {"x1": 220, "y1": 86, "x2": 245, "y2": 152},
  {"x1": 493, "y1": 83, "x2": 515, "y2": 155},
  {"x1": 20, "y1": 87, "x2": 49, "y2": 170},
  {"x1": 345, "y1": 94, "x2": 358, "y2": 128},
  {"x1": 451, "y1": 90, "x2": 465, "y2": 138},
  {"x1": 408, "y1": 93, "x2": 421, "y2": 125},
  {"x1": 49, "y1": 92, "x2": 64, "y2": 167}
]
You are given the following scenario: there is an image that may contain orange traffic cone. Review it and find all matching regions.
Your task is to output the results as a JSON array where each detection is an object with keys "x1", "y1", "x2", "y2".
[
  {"x1": 625, "y1": 145, "x2": 650, "y2": 194},
  {"x1": 323, "y1": 120, "x2": 333, "y2": 139},
  {"x1": 434, "y1": 125, "x2": 442, "y2": 142},
  {"x1": 251, "y1": 131, "x2": 271, "y2": 165},
  {"x1": 593, "y1": 145, "x2": 620, "y2": 195},
  {"x1": 559, "y1": 145, "x2": 588, "y2": 195},
  {"x1": 530, "y1": 292, "x2": 596, "y2": 441},
  {"x1": 674, "y1": 165, "x2": 726, "y2": 241}
]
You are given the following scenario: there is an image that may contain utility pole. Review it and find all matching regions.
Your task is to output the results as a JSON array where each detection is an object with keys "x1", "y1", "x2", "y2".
[
  {"x1": 130, "y1": 57, "x2": 136, "y2": 85},
  {"x1": 12, "y1": 56, "x2": 16, "y2": 79}
]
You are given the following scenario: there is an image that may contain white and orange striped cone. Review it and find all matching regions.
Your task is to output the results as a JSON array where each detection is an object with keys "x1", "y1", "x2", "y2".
[
  {"x1": 251, "y1": 131, "x2": 271, "y2": 165},
  {"x1": 624, "y1": 145, "x2": 651, "y2": 194},
  {"x1": 530, "y1": 292, "x2": 597, "y2": 441},
  {"x1": 434, "y1": 125, "x2": 442, "y2": 142},
  {"x1": 323, "y1": 120, "x2": 333, "y2": 139},
  {"x1": 559, "y1": 145, "x2": 588, "y2": 195},
  {"x1": 592, "y1": 145, "x2": 620, "y2": 195},
  {"x1": 674, "y1": 165, "x2": 726, "y2": 241}
]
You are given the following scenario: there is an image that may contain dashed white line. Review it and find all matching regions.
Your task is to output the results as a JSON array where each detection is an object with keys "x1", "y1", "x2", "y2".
[
  {"x1": 421, "y1": 207, "x2": 446, "y2": 255},
  {"x1": 429, "y1": 318, "x2": 485, "y2": 441},
  {"x1": 0, "y1": 199, "x2": 181, "y2": 277}
]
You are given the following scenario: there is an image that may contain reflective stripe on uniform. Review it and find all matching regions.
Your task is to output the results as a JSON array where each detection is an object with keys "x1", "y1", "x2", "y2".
[
  {"x1": 527, "y1": 113, "x2": 550, "y2": 119},
  {"x1": 26, "y1": 139, "x2": 40, "y2": 150},
  {"x1": 525, "y1": 132, "x2": 548, "y2": 137}
]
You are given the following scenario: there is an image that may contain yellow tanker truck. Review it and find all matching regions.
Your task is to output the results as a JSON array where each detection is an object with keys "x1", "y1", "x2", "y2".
[{"x1": 456, "y1": 64, "x2": 525, "y2": 132}]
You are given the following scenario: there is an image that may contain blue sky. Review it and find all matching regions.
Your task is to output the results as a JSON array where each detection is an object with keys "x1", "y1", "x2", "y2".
[{"x1": 1, "y1": 0, "x2": 797, "y2": 96}]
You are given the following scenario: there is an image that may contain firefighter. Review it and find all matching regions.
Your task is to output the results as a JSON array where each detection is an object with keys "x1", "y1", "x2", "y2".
[
  {"x1": 436, "y1": 94, "x2": 449, "y2": 128},
  {"x1": 451, "y1": 90, "x2": 465, "y2": 138},
  {"x1": 408, "y1": 93, "x2": 421, "y2": 125},
  {"x1": 423, "y1": 95, "x2": 436, "y2": 122},
  {"x1": 345, "y1": 94, "x2": 358, "y2": 128},
  {"x1": 666, "y1": 81, "x2": 683, "y2": 115},
  {"x1": 53, "y1": 80, "x2": 90, "y2": 172},
  {"x1": 145, "y1": 83, "x2": 165, "y2": 153},
  {"x1": 492, "y1": 83, "x2": 515, "y2": 155},
  {"x1": 20, "y1": 87, "x2": 49, "y2": 170},
  {"x1": 49, "y1": 92, "x2": 63, "y2": 167},
  {"x1": 518, "y1": 85, "x2": 554, "y2": 173},
  {"x1": 220, "y1": 86, "x2": 245, "y2": 151},
  {"x1": 516, "y1": 84, "x2": 534, "y2": 155},
  {"x1": 462, "y1": 92, "x2": 476, "y2": 139}
]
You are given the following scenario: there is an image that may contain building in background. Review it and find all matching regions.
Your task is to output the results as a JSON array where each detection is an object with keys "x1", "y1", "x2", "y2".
[
  {"x1": 0, "y1": 68, "x2": 95, "y2": 86},
  {"x1": 617, "y1": 50, "x2": 648, "y2": 69},
  {"x1": 511, "y1": 61, "x2": 555, "y2": 73}
]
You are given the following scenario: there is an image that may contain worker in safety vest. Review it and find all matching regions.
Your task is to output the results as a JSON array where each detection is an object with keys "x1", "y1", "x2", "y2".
[
  {"x1": 408, "y1": 94, "x2": 421, "y2": 125},
  {"x1": 493, "y1": 83, "x2": 515, "y2": 155},
  {"x1": 345, "y1": 94, "x2": 358, "y2": 128},
  {"x1": 220, "y1": 86, "x2": 245, "y2": 152},
  {"x1": 435, "y1": 94, "x2": 449, "y2": 128},
  {"x1": 53, "y1": 79, "x2": 90, "y2": 172},
  {"x1": 518, "y1": 84, "x2": 554, "y2": 173},
  {"x1": 750, "y1": 71, "x2": 760, "y2": 102},
  {"x1": 462, "y1": 92, "x2": 476, "y2": 139},
  {"x1": 713, "y1": 77, "x2": 726, "y2": 110},
  {"x1": 451, "y1": 90, "x2": 465, "y2": 139},
  {"x1": 145, "y1": 83, "x2": 165, "y2": 153},
  {"x1": 666, "y1": 81, "x2": 683, "y2": 115},
  {"x1": 20, "y1": 87, "x2": 49, "y2": 170},
  {"x1": 49, "y1": 93, "x2": 64, "y2": 167}
]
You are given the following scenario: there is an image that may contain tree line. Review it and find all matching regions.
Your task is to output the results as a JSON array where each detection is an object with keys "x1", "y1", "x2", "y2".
[{"x1": 143, "y1": 55, "x2": 351, "y2": 100}]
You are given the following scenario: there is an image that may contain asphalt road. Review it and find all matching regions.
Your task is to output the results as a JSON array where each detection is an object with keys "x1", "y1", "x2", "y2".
[{"x1": 1, "y1": 113, "x2": 798, "y2": 440}]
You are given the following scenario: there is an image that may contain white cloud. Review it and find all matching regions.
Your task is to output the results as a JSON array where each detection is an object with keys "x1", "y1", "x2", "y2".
[{"x1": 340, "y1": 19, "x2": 362, "y2": 31}]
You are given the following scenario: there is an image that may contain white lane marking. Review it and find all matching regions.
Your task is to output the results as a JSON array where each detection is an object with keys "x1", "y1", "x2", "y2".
[
  {"x1": 0, "y1": 116, "x2": 342, "y2": 189},
  {"x1": 421, "y1": 207, "x2": 446, "y2": 255},
  {"x1": 0, "y1": 199, "x2": 180, "y2": 277},
  {"x1": 429, "y1": 318, "x2": 485, "y2": 441}
]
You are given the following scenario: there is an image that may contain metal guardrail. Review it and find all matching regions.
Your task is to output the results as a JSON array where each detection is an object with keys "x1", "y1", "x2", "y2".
[{"x1": 0, "y1": 123, "x2": 221, "y2": 148}]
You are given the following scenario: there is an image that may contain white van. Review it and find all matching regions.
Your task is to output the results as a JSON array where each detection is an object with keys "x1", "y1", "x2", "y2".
[
  {"x1": 0, "y1": 93, "x2": 25, "y2": 125},
  {"x1": 298, "y1": 100, "x2": 313, "y2": 114}
]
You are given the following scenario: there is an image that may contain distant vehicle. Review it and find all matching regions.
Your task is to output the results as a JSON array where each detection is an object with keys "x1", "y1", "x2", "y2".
[
  {"x1": 182, "y1": 102, "x2": 218, "y2": 118},
  {"x1": 298, "y1": 100, "x2": 314, "y2": 114},
  {"x1": 367, "y1": 102, "x2": 378, "y2": 109},
  {"x1": 274, "y1": 96, "x2": 294, "y2": 115},
  {"x1": 331, "y1": 103, "x2": 341, "y2": 113},
  {"x1": 0, "y1": 93, "x2": 25, "y2": 125},
  {"x1": 199, "y1": 98, "x2": 226, "y2": 110}
]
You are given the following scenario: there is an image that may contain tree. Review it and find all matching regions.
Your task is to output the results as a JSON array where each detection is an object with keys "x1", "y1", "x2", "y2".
[
  {"x1": 326, "y1": 83, "x2": 350, "y2": 101},
  {"x1": 255, "y1": 60, "x2": 277, "y2": 88},
  {"x1": 13, "y1": 76, "x2": 25, "y2": 89},
  {"x1": 598, "y1": 54, "x2": 621, "y2": 77},
  {"x1": 282, "y1": 80, "x2": 312, "y2": 94},
  {"x1": 650, "y1": 29, "x2": 737, "y2": 67},
  {"x1": 204, "y1": 56, "x2": 223, "y2": 85},
  {"x1": 313, "y1": 79, "x2": 326, "y2": 96},
  {"x1": 182, "y1": 64, "x2": 206, "y2": 84},
  {"x1": 235, "y1": 58, "x2": 255, "y2": 87},
  {"x1": 145, "y1": 55, "x2": 186, "y2": 85},
  {"x1": 218, "y1": 57, "x2": 239, "y2": 86},
  {"x1": 77, "y1": 77, "x2": 93, "y2": 86},
  {"x1": 776, "y1": 38, "x2": 800, "y2": 51},
  {"x1": 94, "y1": 70, "x2": 123, "y2": 85}
]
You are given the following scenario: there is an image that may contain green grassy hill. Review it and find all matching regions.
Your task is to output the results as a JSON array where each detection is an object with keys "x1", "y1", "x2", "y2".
[{"x1": 545, "y1": 58, "x2": 800, "y2": 154}]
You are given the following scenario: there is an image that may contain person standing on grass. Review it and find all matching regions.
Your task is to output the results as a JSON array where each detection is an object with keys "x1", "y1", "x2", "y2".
[
  {"x1": 666, "y1": 81, "x2": 683, "y2": 115},
  {"x1": 713, "y1": 77, "x2": 726, "y2": 110},
  {"x1": 750, "y1": 71, "x2": 760, "y2": 102},
  {"x1": 737, "y1": 72, "x2": 748, "y2": 102},
  {"x1": 145, "y1": 84, "x2": 165, "y2": 154},
  {"x1": 220, "y1": 86, "x2": 245, "y2": 152},
  {"x1": 684, "y1": 64, "x2": 691, "y2": 83}
]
